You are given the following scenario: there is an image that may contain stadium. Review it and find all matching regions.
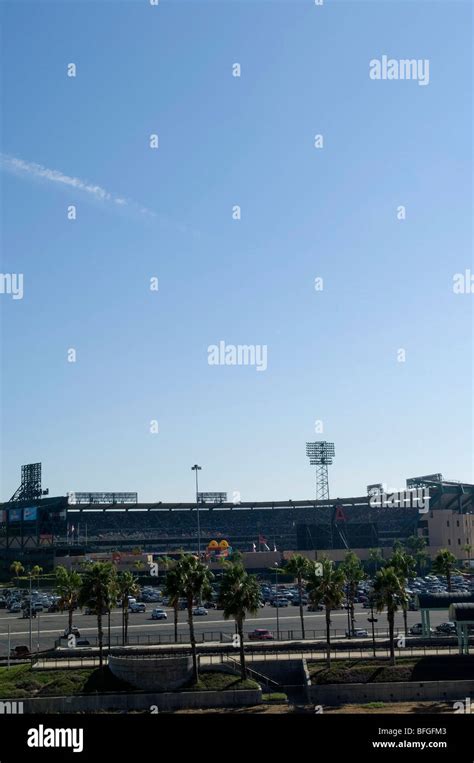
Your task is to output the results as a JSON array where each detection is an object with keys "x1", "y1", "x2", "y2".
[{"x1": 0, "y1": 462, "x2": 473, "y2": 577}]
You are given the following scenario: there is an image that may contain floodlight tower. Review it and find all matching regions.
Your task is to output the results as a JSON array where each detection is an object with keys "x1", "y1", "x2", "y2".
[{"x1": 306, "y1": 442, "x2": 335, "y2": 500}]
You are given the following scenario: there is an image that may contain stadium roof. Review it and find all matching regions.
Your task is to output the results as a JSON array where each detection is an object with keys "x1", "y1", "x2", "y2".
[
  {"x1": 416, "y1": 592, "x2": 474, "y2": 609},
  {"x1": 449, "y1": 603, "x2": 474, "y2": 622}
]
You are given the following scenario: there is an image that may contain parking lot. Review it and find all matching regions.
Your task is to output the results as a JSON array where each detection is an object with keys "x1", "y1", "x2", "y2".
[{"x1": 0, "y1": 601, "x2": 463, "y2": 653}]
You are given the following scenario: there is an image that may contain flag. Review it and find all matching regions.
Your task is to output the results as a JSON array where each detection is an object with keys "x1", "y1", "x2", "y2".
[
  {"x1": 252, "y1": 542, "x2": 256, "y2": 552},
  {"x1": 258, "y1": 534, "x2": 267, "y2": 544},
  {"x1": 273, "y1": 544, "x2": 277, "y2": 552},
  {"x1": 263, "y1": 543, "x2": 270, "y2": 552}
]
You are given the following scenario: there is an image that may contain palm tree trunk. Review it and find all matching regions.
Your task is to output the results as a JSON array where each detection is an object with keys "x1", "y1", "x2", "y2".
[
  {"x1": 124, "y1": 607, "x2": 129, "y2": 644},
  {"x1": 98, "y1": 611, "x2": 103, "y2": 667},
  {"x1": 388, "y1": 610, "x2": 395, "y2": 666},
  {"x1": 298, "y1": 576, "x2": 305, "y2": 639},
  {"x1": 174, "y1": 602, "x2": 178, "y2": 643},
  {"x1": 68, "y1": 607, "x2": 73, "y2": 634},
  {"x1": 350, "y1": 585, "x2": 355, "y2": 634},
  {"x1": 325, "y1": 606, "x2": 331, "y2": 668},
  {"x1": 238, "y1": 618, "x2": 246, "y2": 679},
  {"x1": 121, "y1": 600, "x2": 125, "y2": 646},
  {"x1": 403, "y1": 605, "x2": 408, "y2": 637},
  {"x1": 188, "y1": 597, "x2": 198, "y2": 682}
]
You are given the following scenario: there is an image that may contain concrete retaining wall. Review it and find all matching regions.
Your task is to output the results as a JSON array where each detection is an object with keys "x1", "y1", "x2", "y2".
[
  {"x1": 308, "y1": 680, "x2": 474, "y2": 706},
  {"x1": 11, "y1": 689, "x2": 262, "y2": 714},
  {"x1": 108, "y1": 654, "x2": 192, "y2": 691}
]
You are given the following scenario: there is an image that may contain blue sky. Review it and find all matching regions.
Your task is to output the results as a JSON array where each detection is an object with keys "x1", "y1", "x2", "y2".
[{"x1": 0, "y1": 0, "x2": 472, "y2": 503}]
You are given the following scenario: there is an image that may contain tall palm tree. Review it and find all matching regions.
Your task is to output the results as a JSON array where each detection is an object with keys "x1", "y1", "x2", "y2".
[
  {"x1": 175, "y1": 554, "x2": 213, "y2": 682},
  {"x1": 368, "y1": 549, "x2": 383, "y2": 574},
  {"x1": 341, "y1": 551, "x2": 365, "y2": 636},
  {"x1": 78, "y1": 562, "x2": 117, "y2": 667},
  {"x1": 432, "y1": 549, "x2": 459, "y2": 592},
  {"x1": 372, "y1": 566, "x2": 406, "y2": 666},
  {"x1": 462, "y1": 544, "x2": 472, "y2": 569},
  {"x1": 405, "y1": 535, "x2": 428, "y2": 575},
  {"x1": 10, "y1": 561, "x2": 24, "y2": 580},
  {"x1": 388, "y1": 550, "x2": 416, "y2": 637},
  {"x1": 306, "y1": 558, "x2": 345, "y2": 668},
  {"x1": 162, "y1": 565, "x2": 184, "y2": 643},
  {"x1": 31, "y1": 565, "x2": 43, "y2": 580},
  {"x1": 219, "y1": 562, "x2": 261, "y2": 679},
  {"x1": 285, "y1": 554, "x2": 311, "y2": 639},
  {"x1": 55, "y1": 566, "x2": 83, "y2": 635},
  {"x1": 116, "y1": 571, "x2": 140, "y2": 645}
]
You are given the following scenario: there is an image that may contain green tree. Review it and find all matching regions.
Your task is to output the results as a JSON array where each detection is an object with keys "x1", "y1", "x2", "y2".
[
  {"x1": 405, "y1": 535, "x2": 426, "y2": 554},
  {"x1": 284, "y1": 554, "x2": 311, "y2": 639},
  {"x1": 415, "y1": 548, "x2": 428, "y2": 575},
  {"x1": 405, "y1": 535, "x2": 428, "y2": 574},
  {"x1": 162, "y1": 564, "x2": 184, "y2": 643},
  {"x1": 116, "y1": 571, "x2": 140, "y2": 645},
  {"x1": 78, "y1": 562, "x2": 117, "y2": 667},
  {"x1": 388, "y1": 550, "x2": 416, "y2": 637},
  {"x1": 219, "y1": 562, "x2": 261, "y2": 679},
  {"x1": 432, "y1": 549, "x2": 459, "y2": 591},
  {"x1": 175, "y1": 555, "x2": 213, "y2": 682},
  {"x1": 368, "y1": 549, "x2": 383, "y2": 574},
  {"x1": 306, "y1": 558, "x2": 345, "y2": 668},
  {"x1": 462, "y1": 544, "x2": 472, "y2": 568},
  {"x1": 55, "y1": 566, "x2": 83, "y2": 635},
  {"x1": 10, "y1": 561, "x2": 24, "y2": 580},
  {"x1": 31, "y1": 565, "x2": 43, "y2": 579},
  {"x1": 372, "y1": 566, "x2": 406, "y2": 666},
  {"x1": 341, "y1": 551, "x2": 365, "y2": 636}
]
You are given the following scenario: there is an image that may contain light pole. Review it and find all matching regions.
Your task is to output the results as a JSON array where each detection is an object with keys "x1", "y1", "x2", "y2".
[
  {"x1": 191, "y1": 465, "x2": 202, "y2": 558},
  {"x1": 274, "y1": 563, "x2": 280, "y2": 640},
  {"x1": 28, "y1": 570, "x2": 33, "y2": 655}
]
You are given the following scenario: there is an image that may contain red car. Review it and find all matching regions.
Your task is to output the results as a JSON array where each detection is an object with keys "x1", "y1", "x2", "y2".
[{"x1": 248, "y1": 629, "x2": 274, "y2": 641}]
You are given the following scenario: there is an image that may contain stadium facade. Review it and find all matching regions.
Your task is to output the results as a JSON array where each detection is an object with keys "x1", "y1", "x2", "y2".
[{"x1": 0, "y1": 476, "x2": 473, "y2": 575}]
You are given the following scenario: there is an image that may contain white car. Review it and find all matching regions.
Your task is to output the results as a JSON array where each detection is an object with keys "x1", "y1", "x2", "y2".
[
  {"x1": 345, "y1": 628, "x2": 369, "y2": 638},
  {"x1": 151, "y1": 608, "x2": 167, "y2": 620},
  {"x1": 193, "y1": 607, "x2": 208, "y2": 616}
]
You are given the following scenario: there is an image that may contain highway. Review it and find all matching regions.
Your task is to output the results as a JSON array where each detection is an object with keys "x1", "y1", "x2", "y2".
[{"x1": 0, "y1": 603, "x2": 457, "y2": 653}]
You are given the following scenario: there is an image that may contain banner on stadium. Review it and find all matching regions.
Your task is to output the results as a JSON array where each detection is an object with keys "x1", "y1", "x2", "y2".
[
  {"x1": 23, "y1": 506, "x2": 37, "y2": 521},
  {"x1": 9, "y1": 508, "x2": 22, "y2": 522}
]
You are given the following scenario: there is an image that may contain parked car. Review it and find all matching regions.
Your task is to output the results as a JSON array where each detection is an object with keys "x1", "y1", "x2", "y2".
[
  {"x1": 345, "y1": 628, "x2": 369, "y2": 638},
  {"x1": 307, "y1": 603, "x2": 323, "y2": 612},
  {"x1": 410, "y1": 624, "x2": 436, "y2": 636},
  {"x1": 10, "y1": 645, "x2": 30, "y2": 659},
  {"x1": 248, "y1": 629, "x2": 274, "y2": 641},
  {"x1": 151, "y1": 608, "x2": 168, "y2": 620},
  {"x1": 8, "y1": 602, "x2": 21, "y2": 613},
  {"x1": 436, "y1": 622, "x2": 456, "y2": 635},
  {"x1": 129, "y1": 602, "x2": 146, "y2": 613},
  {"x1": 193, "y1": 607, "x2": 208, "y2": 616},
  {"x1": 271, "y1": 598, "x2": 289, "y2": 608}
]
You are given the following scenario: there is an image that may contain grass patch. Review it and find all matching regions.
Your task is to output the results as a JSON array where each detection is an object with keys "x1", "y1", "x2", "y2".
[
  {"x1": 190, "y1": 671, "x2": 259, "y2": 692},
  {"x1": 0, "y1": 665, "x2": 133, "y2": 699},
  {"x1": 262, "y1": 693, "x2": 288, "y2": 702},
  {"x1": 308, "y1": 656, "x2": 474, "y2": 685},
  {"x1": 364, "y1": 702, "x2": 386, "y2": 709}
]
